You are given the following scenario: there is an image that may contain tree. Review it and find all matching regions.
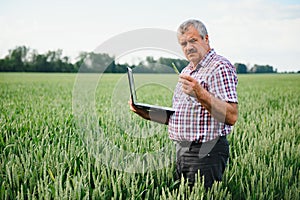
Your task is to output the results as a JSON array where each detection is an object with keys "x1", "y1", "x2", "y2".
[
  {"x1": 6, "y1": 46, "x2": 30, "y2": 71},
  {"x1": 157, "y1": 57, "x2": 188, "y2": 73},
  {"x1": 76, "y1": 52, "x2": 116, "y2": 73},
  {"x1": 234, "y1": 63, "x2": 248, "y2": 74},
  {"x1": 0, "y1": 46, "x2": 77, "y2": 72},
  {"x1": 250, "y1": 64, "x2": 276, "y2": 73}
]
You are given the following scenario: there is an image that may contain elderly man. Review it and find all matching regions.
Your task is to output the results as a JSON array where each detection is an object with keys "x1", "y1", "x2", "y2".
[{"x1": 129, "y1": 19, "x2": 238, "y2": 189}]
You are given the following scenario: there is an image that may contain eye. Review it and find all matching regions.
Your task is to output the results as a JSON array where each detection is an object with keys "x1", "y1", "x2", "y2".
[
  {"x1": 180, "y1": 41, "x2": 187, "y2": 47},
  {"x1": 189, "y1": 38, "x2": 197, "y2": 43}
]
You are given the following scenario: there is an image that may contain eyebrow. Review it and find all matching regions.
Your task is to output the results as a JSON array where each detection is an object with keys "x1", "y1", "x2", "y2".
[{"x1": 179, "y1": 40, "x2": 187, "y2": 45}]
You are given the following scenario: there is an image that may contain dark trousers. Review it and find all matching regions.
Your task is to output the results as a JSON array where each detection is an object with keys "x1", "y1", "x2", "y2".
[{"x1": 175, "y1": 136, "x2": 229, "y2": 189}]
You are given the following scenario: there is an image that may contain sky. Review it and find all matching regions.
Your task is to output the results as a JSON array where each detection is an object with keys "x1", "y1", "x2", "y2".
[{"x1": 0, "y1": 0, "x2": 300, "y2": 72}]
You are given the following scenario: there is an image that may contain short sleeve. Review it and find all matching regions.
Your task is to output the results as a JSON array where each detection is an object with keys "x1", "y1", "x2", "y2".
[{"x1": 209, "y1": 64, "x2": 238, "y2": 103}]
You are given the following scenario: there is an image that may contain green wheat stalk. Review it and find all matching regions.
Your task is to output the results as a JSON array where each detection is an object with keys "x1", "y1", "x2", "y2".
[{"x1": 172, "y1": 62, "x2": 180, "y2": 75}]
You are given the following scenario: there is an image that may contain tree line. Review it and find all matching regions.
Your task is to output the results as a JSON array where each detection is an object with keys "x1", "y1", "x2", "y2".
[
  {"x1": 234, "y1": 63, "x2": 277, "y2": 74},
  {"x1": 0, "y1": 46, "x2": 280, "y2": 73}
]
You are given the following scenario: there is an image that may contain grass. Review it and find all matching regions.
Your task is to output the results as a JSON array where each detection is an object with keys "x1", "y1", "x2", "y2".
[{"x1": 0, "y1": 73, "x2": 299, "y2": 199}]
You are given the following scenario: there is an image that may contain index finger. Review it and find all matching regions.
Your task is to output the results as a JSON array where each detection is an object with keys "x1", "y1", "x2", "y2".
[{"x1": 179, "y1": 74, "x2": 194, "y2": 81}]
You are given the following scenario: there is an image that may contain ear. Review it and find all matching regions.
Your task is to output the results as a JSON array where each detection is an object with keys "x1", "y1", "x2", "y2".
[{"x1": 205, "y1": 35, "x2": 209, "y2": 43}]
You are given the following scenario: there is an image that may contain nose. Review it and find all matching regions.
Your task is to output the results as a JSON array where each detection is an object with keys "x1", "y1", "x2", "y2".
[
  {"x1": 186, "y1": 42, "x2": 196, "y2": 54},
  {"x1": 186, "y1": 42, "x2": 193, "y2": 51},
  {"x1": 185, "y1": 42, "x2": 196, "y2": 55}
]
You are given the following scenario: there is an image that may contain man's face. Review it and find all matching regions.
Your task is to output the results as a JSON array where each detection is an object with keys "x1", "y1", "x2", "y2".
[{"x1": 178, "y1": 26, "x2": 210, "y2": 67}]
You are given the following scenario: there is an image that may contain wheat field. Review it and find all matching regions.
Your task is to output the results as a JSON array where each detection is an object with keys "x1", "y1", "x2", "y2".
[{"x1": 0, "y1": 73, "x2": 299, "y2": 199}]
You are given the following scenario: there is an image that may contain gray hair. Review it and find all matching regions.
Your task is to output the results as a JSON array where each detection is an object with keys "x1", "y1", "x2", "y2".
[{"x1": 177, "y1": 19, "x2": 208, "y2": 39}]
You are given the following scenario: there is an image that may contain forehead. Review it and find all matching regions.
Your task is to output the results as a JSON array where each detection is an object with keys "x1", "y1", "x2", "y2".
[{"x1": 178, "y1": 26, "x2": 201, "y2": 41}]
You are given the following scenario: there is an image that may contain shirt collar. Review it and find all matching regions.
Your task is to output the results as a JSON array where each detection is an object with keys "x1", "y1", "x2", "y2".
[
  {"x1": 187, "y1": 49, "x2": 216, "y2": 72},
  {"x1": 199, "y1": 48, "x2": 216, "y2": 67}
]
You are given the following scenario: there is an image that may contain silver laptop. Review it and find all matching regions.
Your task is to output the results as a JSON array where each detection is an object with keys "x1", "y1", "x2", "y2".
[{"x1": 127, "y1": 67, "x2": 175, "y2": 115}]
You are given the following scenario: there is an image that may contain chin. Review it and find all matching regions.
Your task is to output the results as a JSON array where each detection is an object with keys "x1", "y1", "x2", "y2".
[{"x1": 189, "y1": 57, "x2": 198, "y2": 63}]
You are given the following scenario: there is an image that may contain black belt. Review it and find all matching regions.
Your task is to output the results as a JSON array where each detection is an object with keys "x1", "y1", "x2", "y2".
[{"x1": 177, "y1": 136, "x2": 226, "y2": 147}]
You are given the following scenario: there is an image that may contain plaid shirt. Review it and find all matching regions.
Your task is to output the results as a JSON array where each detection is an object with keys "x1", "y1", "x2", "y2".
[{"x1": 168, "y1": 49, "x2": 238, "y2": 142}]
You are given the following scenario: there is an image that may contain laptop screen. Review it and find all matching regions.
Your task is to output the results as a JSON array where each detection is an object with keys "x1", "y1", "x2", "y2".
[{"x1": 127, "y1": 67, "x2": 137, "y2": 104}]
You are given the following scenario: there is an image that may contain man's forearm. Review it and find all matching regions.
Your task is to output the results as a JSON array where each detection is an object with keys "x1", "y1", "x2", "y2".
[
  {"x1": 195, "y1": 87, "x2": 238, "y2": 125},
  {"x1": 178, "y1": 74, "x2": 238, "y2": 125}
]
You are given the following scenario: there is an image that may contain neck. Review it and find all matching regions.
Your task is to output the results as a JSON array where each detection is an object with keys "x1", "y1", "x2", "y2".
[
  {"x1": 191, "y1": 62, "x2": 199, "y2": 70},
  {"x1": 191, "y1": 48, "x2": 212, "y2": 69}
]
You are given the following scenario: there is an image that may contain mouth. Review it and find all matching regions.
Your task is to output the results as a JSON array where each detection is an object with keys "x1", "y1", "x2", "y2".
[
  {"x1": 187, "y1": 52, "x2": 196, "y2": 57},
  {"x1": 187, "y1": 50, "x2": 197, "y2": 57}
]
